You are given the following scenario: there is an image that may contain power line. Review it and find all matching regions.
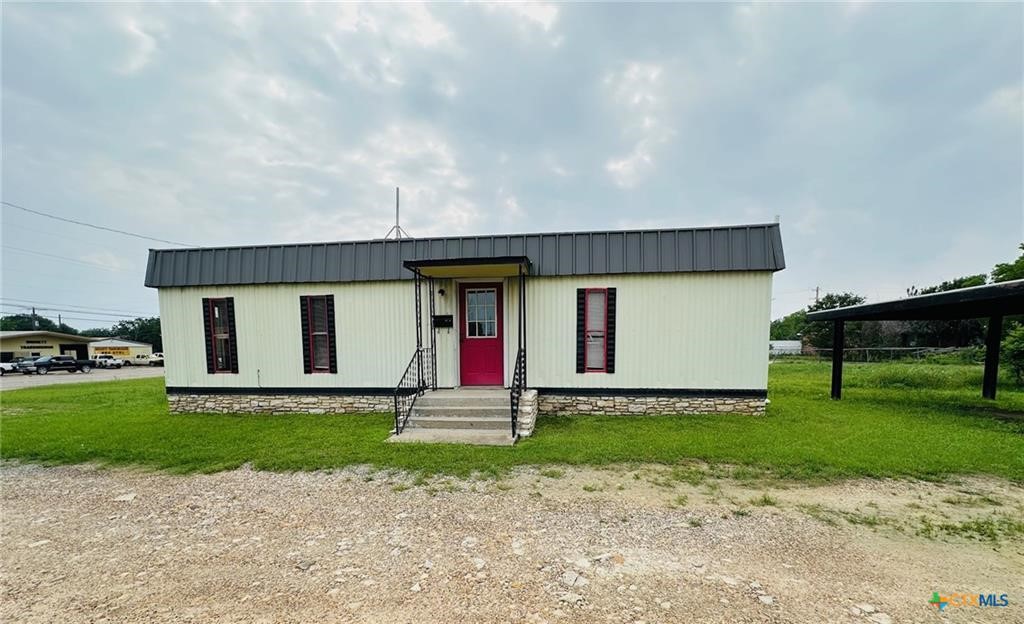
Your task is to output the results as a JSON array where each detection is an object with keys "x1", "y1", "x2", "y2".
[
  {"x1": 2, "y1": 200, "x2": 194, "y2": 247},
  {"x1": 1, "y1": 245, "x2": 131, "y2": 272},
  {"x1": 0, "y1": 297, "x2": 153, "y2": 317},
  {"x1": 0, "y1": 307, "x2": 136, "y2": 325},
  {"x1": 0, "y1": 304, "x2": 142, "y2": 320}
]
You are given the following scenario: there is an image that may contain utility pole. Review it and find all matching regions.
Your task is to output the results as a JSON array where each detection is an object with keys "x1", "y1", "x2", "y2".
[
  {"x1": 58, "y1": 314, "x2": 62, "y2": 329},
  {"x1": 32, "y1": 307, "x2": 38, "y2": 329},
  {"x1": 815, "y1": 286, "x2": 820, "y2": 304}
]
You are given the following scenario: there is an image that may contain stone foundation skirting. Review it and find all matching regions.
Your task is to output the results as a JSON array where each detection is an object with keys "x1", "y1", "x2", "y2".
[
  {"x1": 537, "y1": 393, "x2": 766, "y2": 416},
  {"x1": 167, "y1": 393, "x2": 392, "y2": 414}
]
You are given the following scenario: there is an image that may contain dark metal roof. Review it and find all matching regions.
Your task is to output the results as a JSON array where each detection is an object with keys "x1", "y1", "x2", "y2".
[
  {"x1": 145, "y1": 223, "x2": 785, "y2": 288},
  {"x1": 806, "y1": 279, "x2": 1024, "y2": 322}
]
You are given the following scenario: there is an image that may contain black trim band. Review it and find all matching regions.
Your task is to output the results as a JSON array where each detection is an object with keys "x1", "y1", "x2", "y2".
[
  {"x1": 166, "y1": 386, "x2": 393, "y2": 396},
  {"x1": 535, "y1": 387, "x2": 767, "y2": 399}
]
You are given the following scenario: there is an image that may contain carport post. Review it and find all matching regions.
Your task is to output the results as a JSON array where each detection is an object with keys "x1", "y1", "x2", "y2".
[
  {"x1": 831, "y1": 320, "x2": 845, "y2": 400},
  {"x1": 982, "y1": 315, "x2": 1002, "y2": 400}
]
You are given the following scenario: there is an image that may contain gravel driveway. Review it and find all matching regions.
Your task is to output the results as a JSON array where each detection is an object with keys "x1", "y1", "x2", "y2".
[
  {"x1": 2, "y1": 463, "x2": 1021, "y2": 623},
  {"x1": 0, "y1": 365, "x2": 164, "y2": 391}
]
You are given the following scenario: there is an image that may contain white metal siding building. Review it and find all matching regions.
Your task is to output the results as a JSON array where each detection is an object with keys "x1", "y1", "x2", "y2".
[{"x1": 146, "y1": 224, "x2": 785, "y2": 428}]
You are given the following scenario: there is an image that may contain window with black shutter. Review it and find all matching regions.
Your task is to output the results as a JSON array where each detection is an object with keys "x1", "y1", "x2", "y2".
[
  {"x1": 202, "y1": 297, "x2": 238, "y2": 374},
  {"x1": 576, "y1": 288, "x2": 616, "y2": 374},
  {"x1": 300, "y1": 295, "x2": 337, "y2": 374}
]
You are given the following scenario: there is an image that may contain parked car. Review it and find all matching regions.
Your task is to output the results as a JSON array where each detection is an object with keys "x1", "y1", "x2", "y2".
[
  {"x1": 124, "y1": 354, "x2": 152, "y2": 366},
  {"x1": 0, "y1": 361, "x2": 15, "y2": 376},
  {"x1": 29, "y1": 355, "x2": 96, "y2": 375},
  {"x1": 93, "y1": 354, "x2": 124, "y2": 369},
  {"x1": 149, "y1": 352, "x2": 165, "y2": 367},
  {"x1": 12, "y1": 357, "x2": 43, "y2": 374}
]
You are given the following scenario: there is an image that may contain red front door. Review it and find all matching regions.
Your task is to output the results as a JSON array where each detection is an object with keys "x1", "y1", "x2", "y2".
[{"x1": 459, "y1": 283, "x2": 504, "y2": 386}]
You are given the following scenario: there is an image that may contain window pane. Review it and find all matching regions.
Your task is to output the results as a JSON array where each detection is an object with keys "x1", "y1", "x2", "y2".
[
  {"x1": 215, "y1": 337, "x2": 232, "y2": 370},
  {"x1": 213, "y1": 300, "x2": 230, "y2": 334},
  {"x1": 586, "y1": 337, "x2": 605, "y2": 370},
  {"x1": 313, "y1": 335, "x2": 329, "y2": 369},
  {"x1": 311, "y1": 298, "x2": 328, "y2": 333},
  {"x1": 485, "y1": 321, "x2": 496, "y2": 337},
  {"x1": 586, "y1": 291, "x2": 606, "y2": 331}
]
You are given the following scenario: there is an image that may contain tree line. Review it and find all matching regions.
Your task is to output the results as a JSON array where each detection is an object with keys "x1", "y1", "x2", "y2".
[
  {"x1": 0, "y1": 314, "x2": 162, "y2": 351},
  {"x1": 771, "y1": 244, "x2": 1024, "y2": 355}
]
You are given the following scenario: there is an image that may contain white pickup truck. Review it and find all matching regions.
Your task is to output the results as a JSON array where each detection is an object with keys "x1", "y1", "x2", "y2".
[{"x1": 93, "y1": 354, "x2": 125, "y2": 369}]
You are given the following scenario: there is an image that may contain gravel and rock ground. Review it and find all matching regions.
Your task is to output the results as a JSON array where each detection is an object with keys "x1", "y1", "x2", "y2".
[{"x1": 2, "y1": 462, "x2": 1022, "y2": 623}]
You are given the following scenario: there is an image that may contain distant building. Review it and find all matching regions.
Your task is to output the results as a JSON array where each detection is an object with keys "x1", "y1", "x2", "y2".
[
  {"x1": 88, "y1": 338, "x2": 153, "y2": 360},
  {"x1": 0, "y1": 331, "x2": 100, "y2": 361},
  {"x1": 769, "y1": 340, "x2": 803, "y2": 355}
]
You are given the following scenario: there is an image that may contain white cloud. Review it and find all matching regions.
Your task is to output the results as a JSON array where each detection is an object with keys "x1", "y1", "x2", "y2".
[
  {"x1": 603, "y1": 62, "x2": 673, "y2": 188},
  {"x1": 117, "y1": 17, "x2": 158, "y2": 74},
  {"x1": 975, "y1": 84, "x2": 1023, "y2": 126},
  {"x1": 487, "y1": 2, "x2": 559, "y2": 32}
]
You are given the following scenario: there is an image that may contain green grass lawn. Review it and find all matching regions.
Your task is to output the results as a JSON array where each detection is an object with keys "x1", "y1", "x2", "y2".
[{"x1": 2, "y1": 360, "x2": 1022, "y2": 481}]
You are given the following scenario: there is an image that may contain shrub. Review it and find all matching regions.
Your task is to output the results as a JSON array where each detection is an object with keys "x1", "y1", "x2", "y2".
[{"x1": 1002, "y1": 325, "x2": 1024, "y2": 384}]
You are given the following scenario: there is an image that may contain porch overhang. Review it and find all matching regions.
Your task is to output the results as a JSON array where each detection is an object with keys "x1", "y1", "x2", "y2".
[{"x1": 403, "y1": 256, "x2": 530, "y2": 278}]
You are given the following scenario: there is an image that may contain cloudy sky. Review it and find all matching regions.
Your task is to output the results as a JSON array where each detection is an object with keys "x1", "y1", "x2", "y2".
[{"x1": 2, "y1": 2, "x2": 1021, "y2": 328}]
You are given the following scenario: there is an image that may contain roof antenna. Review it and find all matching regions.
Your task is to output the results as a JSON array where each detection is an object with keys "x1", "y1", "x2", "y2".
[{"x1": 384, "y1": 186, "x2": 412, "y2": 239}]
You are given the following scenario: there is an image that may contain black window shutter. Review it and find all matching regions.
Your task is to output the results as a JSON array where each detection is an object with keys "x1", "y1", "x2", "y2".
[
  {"x1": 326, "y1": 295, "x2": 338, "y2": 374},
  {"x1": 606, "y1": 288, "x2": 616, "y2": 374},
  {"x1": 201, "y1": 298, "x2": 215, "y2": 374},
  {"x1": 576, "y1": 289, "x2": 586, "y2": 373},
  {"x1": 226, "y1": 298, "x2": 239, "y2": 374},
  {"x1": 299, "y1": 296, "x2": 312, "y2": 374}
]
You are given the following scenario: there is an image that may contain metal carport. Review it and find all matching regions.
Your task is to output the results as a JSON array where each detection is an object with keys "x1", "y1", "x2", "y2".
[{"x1": 806, "y1": 279, "x2": 1024, "y2": 400}]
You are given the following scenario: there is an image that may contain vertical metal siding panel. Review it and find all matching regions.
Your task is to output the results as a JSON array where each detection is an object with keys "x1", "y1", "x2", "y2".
[
  {"x1": 339, "y1": 244, "x2": 355, "y2": 281},
  {"x1": 524, "y1": 236, "x2": 541, "y2": 274},
  {"x1": 591, "y1": 233, "x2": 607, "y2": 274},
  {"x1": 540, "y1": 235, "x2": 557, "y2": 275},
  {"x1": 226, "y1": 248, "x2": 241, "y2": 284},
  {"x1": 748, "y1": 227, "x2": 767, "y2": 270},
  {"x1": 509, "y1": 235, "x2": 525, "y2": 257},
  {"x1": 477, "y1": 237, "x2": 493, "y2": 258},
  {"x1": 266, "y1": 248, "x2": 282, "y2": 283},
  {"x1": 383, "y1": 242, "x2": 400, "y2": 280},
  {"x1": 574, "y1": 234, "x2": 591, "y2": 274},
  {"x1": 493, "y1": 236, "x2": 509, "y2": 256},
  {"x1": 676, "y1": 230, "x2": 694, "y2": 271},
  {"x1": 280, "y1": 246, "x2": 296, "y2": 282},
  {"x1": 607, "y1": 232, "x2": 624, "y2": 273},
  {"x1": 731, "y1": 229, "x2": 747, "y2": 270},
  {"x1": 325, "y1": 244, "x2": 341, "y2": 281},
  {"x1": 659, "y1": 231, "x2": 676, "y2": 272},
  {"x1": 251, "y1": 248, "x2": 266, "y2": 284},
  {"x1": 461, "y1": 237, "x2": 477, "y2": 258},
  {"x1": 239, "y1": 249, "x2": 254, "y2": 283},
  {"x1": 368, "y1": 241, "x2": 383, "y2": 279},
  {"x1": 310, "y1": 245, "x2": 326, "y2": 281},
  {"x1": 445, "y1": 239, "x2": 459, "y2": 259},
  {"x1": 712, "y1": 230, "x2": 730, "y2": 270},
  {"x1": 642, "y1": 231, "x2": 660, "y2": 271},
  {"x1": 294, "y1": 245, "x2": 312, "y2": 281},
  {"x1": 354, "y1": 243, "x2": 370, "y2": 281},
  {"x1": 625, "y1": 232, "x2": 642, "y2": 273},
  {"x1": 558, "y1": 234, "x2": 574, "y2": 274},
  {"x1": 693, "y1": 231, "x2": 711, "y2": 271}
]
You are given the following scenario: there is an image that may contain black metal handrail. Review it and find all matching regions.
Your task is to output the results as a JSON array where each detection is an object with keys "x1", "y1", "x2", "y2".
[
  {"x1": 393, "y1": 347, "x2": 433, "y2": 434},
  {"x1": 509, "y1": 347, "x2": 526, "y2": 438}
]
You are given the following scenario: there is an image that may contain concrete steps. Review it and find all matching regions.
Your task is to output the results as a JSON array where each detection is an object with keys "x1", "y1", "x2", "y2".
[
  {"x1": 390, "y1": 388, "x2": 517, "y2": 445},
  {"x1": 388, "y1": 429, "x2": 515, "y2": 446}
]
